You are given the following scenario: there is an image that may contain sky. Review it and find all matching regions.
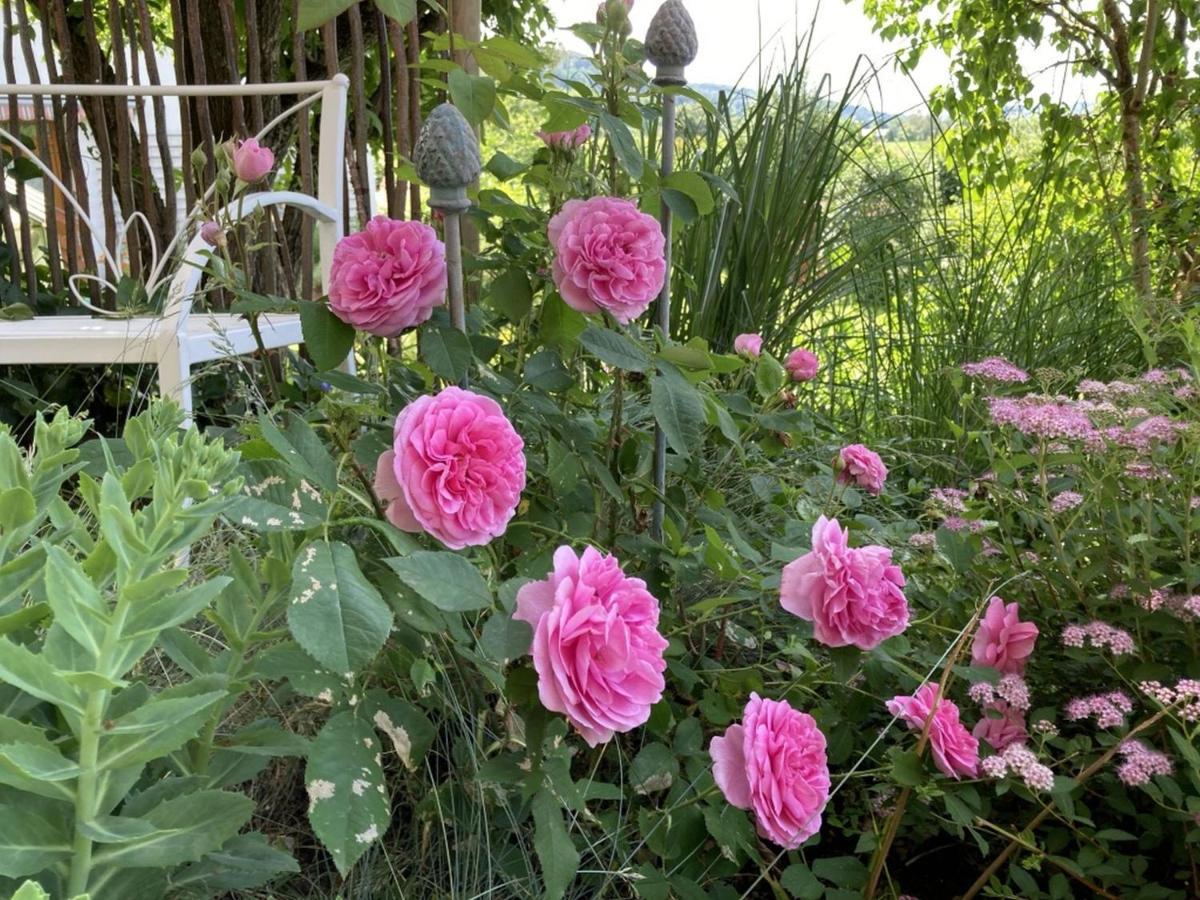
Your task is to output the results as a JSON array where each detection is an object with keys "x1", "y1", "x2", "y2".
[{"x1": 546, "y1": 0, "x2": 1102, "y2": 115}]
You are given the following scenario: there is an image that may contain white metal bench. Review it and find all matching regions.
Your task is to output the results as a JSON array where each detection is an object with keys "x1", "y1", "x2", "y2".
[{"x1": 0, "y1": 77, "x2": 353, "y2": 419}]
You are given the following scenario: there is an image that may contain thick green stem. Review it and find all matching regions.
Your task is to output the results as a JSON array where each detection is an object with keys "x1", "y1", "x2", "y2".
[{"x1": 67, "y1": 693, "x2": 106, "y2": 895}]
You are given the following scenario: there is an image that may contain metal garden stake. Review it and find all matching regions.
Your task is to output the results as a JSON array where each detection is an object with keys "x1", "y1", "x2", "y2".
[
  {"x1": 646, "y1": 0, "x2": 698, "y2": 542},
  {"x1": 414, "y1": 102, "x2": 481, "y2": 376}
]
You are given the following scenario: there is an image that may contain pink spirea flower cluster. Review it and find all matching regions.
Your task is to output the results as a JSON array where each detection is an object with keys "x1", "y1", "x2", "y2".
[
  {"x1": 329, "y1": 216, "x2": 447, "y2": 336},
  {"x1": 733, "y1": 332, "x2": 763, "y2": 358},
  {"x1": 887, "y1": 683, "x2": 979, "y2": 779},
  {"x1": 1138, "y1": 679, "x2": 1200, "y2": 721},
  {"x1": 785, "y1": 347, "x2": 820, "y2": 382},
  {"x1": 907, "y1": 531, "x2": 937, "y2": 549},
  {"x1": 996, "y1": 673, "x2": 1031, "y2": 710},
  {"x1": 961, "y1": 357, "x2": 1030, "y2": 383},
  {"x1": 1116, "y1": 740, "x2": 1173, "y2": 787},
  {"x1": 929, "y1": 487, "x2": 969, "y2": 512},
  {"x1": 971, "y1": 596, "x2": 1039, "y2": 674},
  {"x1": 1065, "y1": 690, "x2": 1133, "y2": 729},
  {"x1": 981, "y1": 742, "x2": 1054, "y2": 791},
  {"x1": 1060, "y1": 621, "x2": 1136, "y2": 656},
  {"x1": 710, "y1": 693, "x2": 831, "y2": 848},
  {"x1": 1109, "y1": 415, "x2": 1184, "y2": 452},
  {"x1": 538, "y1": 123, "x2": 592, "y2": 150},
  {"x1": 780, "y1": 516, "x2": 909, "y2": 650},
  {"x1": 514, "y1": 546, "x2": 668, "y2": 746},
  {"x1": 987, "y1": 395, "x2": 1099, "y2": 443},
  {"x1": 1136, "y1": 589, "x2": 1200, "y2": 621},
  {"x1": 376, "y1": 387, "x2": 525, "y2": 549},
  {"x1": 548, "y1": 196, "x2": 666, "y2": 324},
  {"x1": 942, "y1": 516, "x2": 986, "y2": 534},
  {"x1": 1050, "y1": 491, "x2": 1083, "y2": 514},
  {"x1": 837, "y1": 444, "x2": 888, "y2": 495}
]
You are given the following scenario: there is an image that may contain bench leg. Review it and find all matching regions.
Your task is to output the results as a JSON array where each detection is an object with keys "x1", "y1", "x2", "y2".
[{"x1": 158, "y1": 341, "x2": 194, "y2": 426}]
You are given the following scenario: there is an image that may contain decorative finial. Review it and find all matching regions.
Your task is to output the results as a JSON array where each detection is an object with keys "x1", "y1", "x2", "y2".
[
  {"x1": 413, "y1": 102, "x2": 481, "y2": 212},
  {"x1": 645, "y1": 0, "x2": 698, "y2": 86}
]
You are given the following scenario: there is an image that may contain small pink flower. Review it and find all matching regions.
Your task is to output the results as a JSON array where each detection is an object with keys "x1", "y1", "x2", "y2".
[
  {"x1": 199, "y1": 220, "x2": 223, "y2": 246},
  {"x1": 385, "y1": 387, "x2": 525, "y2": 549},
  {"x1": 328, "y1": 217, "x2": 447, "y2": 337},
  {"x1": 887, "y1": 683, "x2": 979, "y2": 779},
  {"x1": 837, "y1": 444, "x2": 888, "y2": 495},
  {"x1": 538, "y1": 123, "x2": 592, "y2": 150},
  {"x1": 973, "y1": 701, "x2": 1028, "y2": 751},
  {"x1": 960, "y1": 357, "x2": 1029, "y2": 383},
  {"x1": 709, "y1": 693, "x2": 831, "y2": 848},
  {"x1": 971, "y1": 596, "x2": 1038, "y2": 674},
  {"x1": 733, "y1": 333, "x2": 763, "y2": 358},
  {"x1": 780, "y1": 516, "x2": 909, "y2": 651},
  {"x1": 548, "y1": 196, "x2": 666, "y2": 324},
  {"x1": 514, "y1": 546, "x2": 667, "y2": 746},
  {"x1": 231, "y1": 137, "x2": 274, "y2": 182},
  {"x1": 785, "y1": 347, "x2": 819, "y2": 382}
]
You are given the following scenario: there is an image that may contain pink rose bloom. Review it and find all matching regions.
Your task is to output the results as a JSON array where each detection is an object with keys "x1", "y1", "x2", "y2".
[
  {"x1": 733, "y1": 333, "x2": 763, "y2": 358},
  {"x1": 231, "y1": 137, "x2": 274, "y2": 182},
  {"x1": 887, "y1": 683, "x2": 980, "y2": 779},
  {"x1": 198, "y1": 220, "x2": 223, "y2": 247},
  {"x1": 785, "y1": 347, "x2": 819, "y2": 382},
  {"x1": 973, "y1": 701, "x2": 1028, "y2": 752},
  {"x1": 384, "y1": 387, "x2": 525, "y2": 549},
  {"x1": 548, "y1": 196, "x2": 666, "y2": 324},
  {"x1": 780, "y1": 516, "x2": 909, "y2": 651},
  {"x1": 328, "y1": 216, "x2": 447, "y2": 337},
  {"x1": 837, "y1": 444, "x2": 888, "y2": 495},
  {"x1": 971, "y1": 596, "x2": 1039, "y2": 674},
  {"x1": 514, "y1": 546, "x2": 668, "y2": 746},
  {"x1": 538, "y1": 123, "x2": 592, "y2": 150},
  {"x1": 709, "y1": 693, "x2": 831, "y2": 848}
]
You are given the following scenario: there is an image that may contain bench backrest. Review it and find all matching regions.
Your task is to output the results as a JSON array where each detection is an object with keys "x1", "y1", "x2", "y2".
[{"x1": 0, "y1": 76, "x2": 350, "y2": 327}]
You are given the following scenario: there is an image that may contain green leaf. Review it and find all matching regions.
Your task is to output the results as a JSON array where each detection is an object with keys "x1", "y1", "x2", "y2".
[
  {"x1": 629, "y1": 742, "x2": 679, "y2": 795},
  {"x1": 447, "y1": 69, "x2": 496, "y2": 126},
  {"x1": 99, "y1": 689, "x2": 227, "y2": 771},
  {"x1": 889, "y1": 748, "x2": 928, "y2": 787},
  {"x1": 10, "y1": 881, "x2": 53, "y2": 900},
  {"x1": 663, "y1": 171, "x2": 715, "y2": 216},
  {"x1": 650, "y1": 366, "x2": 706, "y2": 460},
  {"x1": 387, "y1": 551, "x2": 492, "y2": 612},
  {"x1": 296, "y1": 0, "x2": 356, "y2": 31},
  {"x1": 287, "y1": 540, "x2": 392, "y2": 675},
  {"x1": 479, "y1": 611, "x2": 531, "y2": 665},
  {"x1": 42, "y1": 545, "x2": 108, "y2": 659},
  {"x1": 0, "y1": 487, "x2": 34, "y2": 531},
  {"x1": 598, "y1": 111, "x2": 644, "y2": 180},
  {"x1": 258, "y1": 413, "x2": 337, "y2": 493},
  {"x1": 306, "y1": 711, "x2": 391, "y2": 877},
  {"x1": 487, "y1": 269, "x2": 534, "y2": 321},
  {"x1": 578, "y1": 326, "x2": 651, "y2": 372},
  {"x1": 170, "y1": 831, "x2": 298, "y2": 893},
  {"x1": 812, "y1": 855, "x2": 868, "y2": 889},
  {"x1": 0, "y1": 741, "x2": 79, "y2": 801},
  {"x1": 754, "y1": 353, "x2": 786, "y2": 399},
  {"x1": 485, "y1": 151, "x2": 528, "y2": 182},
  {"x1": 0, "y1": 797, "x2": 71, "y2": 878},
  {"x1": 91, "y1": 790, "x2": 254, "y2": 869},
  {"x1": 123, "y1": 576, "x2": 231, "y2": 637},
  {"x1": 299, "y1": 301, "x2": 356, "y2": 372},
  {"x1": 781, "y1": 863, "x2": 824, "y2": 899},
  {"x1": 374, "y1": 0, "x2": 416, "y2": 24},
  {"x1": 419, "y1": 324, "x2": 474, "y2": 383},
  {"x1": 532, "y1": 788, "x2": 579, "y2": 900},
  {"x1": 0, "y1": 637, "x2": 85, "y2": 713},
  {"x1": 366, "y1": 690, "x2": 435, "y2": 771}
]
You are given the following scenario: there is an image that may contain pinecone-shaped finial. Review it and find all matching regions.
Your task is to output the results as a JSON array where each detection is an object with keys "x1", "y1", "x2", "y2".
[
  {"x1": 645, "y1": 0, "x2": 698, "y2": 85},
  {"x1": 414, "y1": 102, "x2": 481, "y2": 212}
]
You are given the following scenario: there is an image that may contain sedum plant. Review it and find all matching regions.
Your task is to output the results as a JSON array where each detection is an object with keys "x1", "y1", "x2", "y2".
[{"x1": 0, "y1": 406, "x2": 297, "y2": 898}]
